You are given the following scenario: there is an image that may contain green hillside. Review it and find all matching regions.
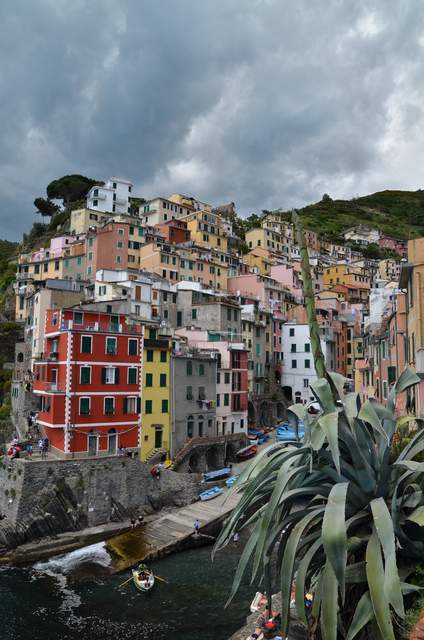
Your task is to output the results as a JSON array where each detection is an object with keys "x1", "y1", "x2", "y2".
[{"x1": 295, "y1": 190, "x2": 424, "y2": 242}]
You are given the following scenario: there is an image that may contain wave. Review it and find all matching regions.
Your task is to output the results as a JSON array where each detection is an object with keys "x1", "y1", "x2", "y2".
[{"x1": 33, "y1": 542, "x2": 112, "y2": 575}]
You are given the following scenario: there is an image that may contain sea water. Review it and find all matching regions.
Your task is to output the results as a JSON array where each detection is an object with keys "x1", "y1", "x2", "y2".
[{"x1": 0, "y1": 541, "x2": 255, "y2": 640}]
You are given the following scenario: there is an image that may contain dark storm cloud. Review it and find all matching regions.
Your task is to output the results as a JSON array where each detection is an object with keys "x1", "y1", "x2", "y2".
[{"x1": 1, "y1": 0, "x2": 424, "y2": 239}]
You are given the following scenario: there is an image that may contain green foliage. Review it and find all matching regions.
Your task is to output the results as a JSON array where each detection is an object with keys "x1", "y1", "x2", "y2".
[
  {"x1": 33, "y1": 197, "x2": 59, "y2": 218},
  {"x1": 290, "y1": 189, "x2": 424, "y2": 242},
  {"x1": 46, "y1": 174, "x2": 103, "y2": 206},
  {"x1": 215, "y1": 370, "x2": 424, "y2": 639}
]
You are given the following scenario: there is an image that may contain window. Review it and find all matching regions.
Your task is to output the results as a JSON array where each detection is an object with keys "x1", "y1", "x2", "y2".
[
  {"x1": 93, "y1": 199, "x2": 98, "y2": 207},
  {"x1": 146, "y1": 350, "x2": 154, "y2": 362},
  {"x1": 199, "y1": 364, "x2": 205, "y2": 376},
  {"x1": 291, "y1": 344, "x2": 296, "y2": 352},
  {"x1": 198, "y1": 386, "x2": 206, "y2": 400},
  {"x1": 192, "y1": 308, "x2": 197, "y2": 320},
  {"x1": 303, "y1": 378, "x2": 309, "y2": 388},
  {"x1": 124, "y1": 397, "x2": 137, "y2": 414},
  {"x1": 160, "y1": 373, "x2": 167, "y2": 387},
  {"x1": 81, "y1": 335, "x2": 92, "y2": 353},
  {"x1": 198, "y1": 416, "x2": 204, "y2": 437},
  {"x1": 128, "y1": 367, "x2": 137, "y2": 384},
  {"x1": 216, "y1": 394, "x2": 220, "y2": 406},
  {"x1": 224, "y1": 372, "x2": 230, "y2": 384},
  {"x1": 186, "y1": 386, "x2": 193, "y2": 400},
  {"x1": 106, "y1": 337, "x2": 117, "y2": 354},
  {"x1": 305, "y1": 359, "x2": 311, "y2": 368},
  {"x1": 305, "y1": 343, "x2": 310, "y2": 352},
  {"x1": 104, "y1": 397, "x2": 115, "y2": 415},
  {"x1": 217, "y1": 372, "x2": 221, "y2": 384},
  {"x1": 187, "y1": 415, "x2": 194, "y2": 438},
  {"x1": 289, "y1": 327, "x2": 295, "y2": 337},
  {"x1": 102, "y1": 367, "x2": 119, "y2": 384},
  {"x1": 227, "y1": 308, "x2": 231, "y2": 321},
  {"x1": 79, "y1": 397, "x2": 90, "y2": 415},
  {"x1": 145, "y1": 373, "x2": 153, "y2": 387},
  {"x1": 74, "y1": 311, "x2": 83, "y2": 324},
  {"x1": 224, "y1": 393, "x2": 230, "y2": 406},
  {"x1": 161, "y1": 399, "x2": 168, "y2": 413},
  {"x1": 160, "y1": 351, "x2": 167, "y2": 363},
  {"x1": 117, "y1": 241, "x2": 123, "y2": 249},
  {"x1": 292, "y1": 360, "x2": 297, "y2": 368},
  {"x1": 128, "y1": 339, "x2": 138, "y2": 355},
  {"x1": 145, "y1": 400, "x2": 153, "y2": 414},
  {"x1": 80, "y1": 366, "x2": 91, "y2": 384}
]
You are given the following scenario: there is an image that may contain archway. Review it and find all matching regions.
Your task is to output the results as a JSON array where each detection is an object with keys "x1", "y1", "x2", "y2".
[
  {"x1": 188, "y1": 451, "x2": 202, "y2": 473},
  {"x1": 206, "y1": 446, "x2": 220, "y2": 470},
  {"x1": 248, "y1": 401, "x2": 256, "y2": 426},
  {"x1": 108, "y1": 428, "x2": 117, "y2": 454},
  {"x1": 281, "y1": 386, "x2": 293, "y2": 404}
]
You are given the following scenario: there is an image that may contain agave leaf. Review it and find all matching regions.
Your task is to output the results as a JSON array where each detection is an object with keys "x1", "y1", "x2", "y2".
[
  {"x1": 322, "y1": 483, "x2": 348, "y2": 600},
  {"x1": 395, "y1": 460, "x2": 424, "y2": 473},
  {"x1": 311, "y1": 378, "x2": 337, "y2": 413},
  {"x1": 310, "y1": 423, "x2": 326, "y2": 450},
  {"x1": 397, "y1": 428, "x2": 424, "y2": 461},
  {"x1": 295, "y1": 537, "x2": 322, "y2": 624},
  {"x1": 366, "y1": 529, "x2": 395, "y2": 640},
  {"x1": 391, "y1": 367, "x2": 420, "y2": 397},
  {"x1": 346, "y1": 591, "x2": 374, "y2": 640},
  {"x1": 319, "y1": 411, "x2": 341, "y2": 476},
  {"x1": 343, "y1": 392, "x2": 361, "y2": 426},
  {"x1": 225, "y1": 517, "x2": 262, "y2": 606},
  {"x1": 252, "y1": 463, "x2": 308, "y2": 580},
  {"x1": 328, "y1": 371, "x2": 347, "y2": 400},
  {"x1": 287, "y1": 403, "x2": 306, "y2": 422},
  {"x1": 358, "y1": 400, "x2": 389, "y2": 444},
  {"x1": 280, "y1": 508, "x2": 324, "y2": 636},
  {"x1": 345, "y1": 562, "x2": 367, "y2": 583},
  {"x1": 407, "y1": 505, "x2": 424, "y2": 526},
  {"x1": 396, "y1": 415, "x2": 417, "y2": 429},
  {"x1": 401, "y1": 582, "x2": 423, "y2": 594},
  {"x1": 370, "y1": 498, "x2": 404, "y2": 617},
  {"x1": 320, "y1": 560, "x2": 338, "y2": 640}
]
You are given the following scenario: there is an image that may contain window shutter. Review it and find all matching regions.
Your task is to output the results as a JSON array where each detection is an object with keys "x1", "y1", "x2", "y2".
[
  {"x1": 115, "y1": 368, "x2": 120, "y2": 384},
  {"x1": 123, "y1": 398, "x2": 128, "y2": 414},
  {"x1": 137, "y1": 397, "x2": 141, "y2": 413},
  {"x1": 101, "y1": 368, "x2": 106, "y2": 384}
]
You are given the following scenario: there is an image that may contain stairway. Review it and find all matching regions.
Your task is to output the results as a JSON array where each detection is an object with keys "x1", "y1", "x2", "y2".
[{"x1": 144, "y1": 447, "x2": 167, "y2": 463}]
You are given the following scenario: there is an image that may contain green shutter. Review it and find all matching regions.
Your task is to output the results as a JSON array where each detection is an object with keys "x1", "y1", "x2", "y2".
[
  {"x1": 137, "y1": 397, "x2": 141, "y2": 413},
  {"x1": 115, "y1": 368, "x2": 120, "y2": 384},
  {"x1": 101, "y1": 368, "x2": 106, "y2": 384},
  {"x1": 123, "y1": 398, "x2": 128, "y2": 414}
]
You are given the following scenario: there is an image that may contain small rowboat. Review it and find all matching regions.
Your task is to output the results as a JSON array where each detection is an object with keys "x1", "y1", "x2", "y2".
[
  {"x1": 225, "y1": 475, "x2": 239, "y2": 488},
  {"x1": 199, "y1": 485, "x2": 223, "y2": 501},
  {"x1": 236, "y1": 444, "x2": 257, "y2": 460},
  {"x1": 203, "y1": 467, "x2": 231, "y2": 482},
  {"x1": 132, "y1": 565, "x2": 155, "y2": 592}
]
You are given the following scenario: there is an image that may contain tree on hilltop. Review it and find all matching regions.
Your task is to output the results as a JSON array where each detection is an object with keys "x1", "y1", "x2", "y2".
[
  {"x1": 46, "y1": 174, "x2": 104, "y2": 209},
  {"x1": 34, "y1": 197, "x2": 59, "y2": 219}
]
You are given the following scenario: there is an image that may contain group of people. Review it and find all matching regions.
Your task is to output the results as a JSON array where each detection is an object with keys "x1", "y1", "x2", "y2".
[
  {"x1": 38, "y1": 437, "x2": 49, "y2": 457},
  {"x1": 130, "y1": 514, "x2": 145, "y2": 529}
]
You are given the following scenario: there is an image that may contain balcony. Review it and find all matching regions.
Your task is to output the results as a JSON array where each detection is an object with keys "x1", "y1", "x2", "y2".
[
  {"x1": 60, "y1": 320, "x2": 142, "y2": 335},
  {"x1": 46, "y1": 351, "x2": 59, "y2": 361}
]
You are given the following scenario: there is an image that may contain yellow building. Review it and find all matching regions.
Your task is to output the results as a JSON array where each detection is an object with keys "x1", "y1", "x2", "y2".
[
  {"x1": 242, "y1": 247, "x2": 275, "y2": 276},
  {"x1": 245, "y1": 227, "x2": 290, "y2": 257},
  {"x1": 182, "y1": 210, "x2": 229, "y2": 253},
  {"x1": 70, "y1": 208, "x2": 112, "y2": 234},
  {"x1": 141, "y1": 325, "x2": 172, "y2": 461},
  {"x1": 323, "y1": 264, "x2": 370, "y2": 289}
]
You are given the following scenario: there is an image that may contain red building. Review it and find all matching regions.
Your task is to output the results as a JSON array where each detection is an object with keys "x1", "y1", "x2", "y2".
[
  {"x1": 378, "y1": 236, "x2": 408, "y2": 259},
  {"x1": 86, "y1": 222, "x2": 130, "y2": 278},
  {"x1": 155, "y1": 219, "x2": 190, "y2": 245},
  {"x1": 33, "y1": 308, "x2": 144, "y2": 458}
]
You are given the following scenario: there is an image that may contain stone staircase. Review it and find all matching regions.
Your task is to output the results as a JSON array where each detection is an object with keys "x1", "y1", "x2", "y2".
[{"x1": 144, "y1": 447, "x2": 167, "y2": 463}]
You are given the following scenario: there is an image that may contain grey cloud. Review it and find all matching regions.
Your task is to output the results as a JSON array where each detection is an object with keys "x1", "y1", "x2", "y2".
[{"x1": 1, "y1": 0, "x2": 424, "y2": 239}]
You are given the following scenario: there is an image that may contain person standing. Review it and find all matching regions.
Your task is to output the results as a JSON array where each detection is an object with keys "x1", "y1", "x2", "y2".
[
  {"x1": 233, "y1": 531, "x2": 240, "y2": 546},
  {"x1": 193, "y1": 519, "x2": 200, "y2": 535}
]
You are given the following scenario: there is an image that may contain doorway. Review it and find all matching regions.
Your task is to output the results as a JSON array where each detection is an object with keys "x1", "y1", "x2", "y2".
[
  {"x1": 108, "y1": 428, "x2": 117, "y2": 454},
  {"x1": 154, "y1": 428, "x2": 163, "y2": 449},
  {"x1": 88, "y1": 431, "x2": 98, "y2": 456}
]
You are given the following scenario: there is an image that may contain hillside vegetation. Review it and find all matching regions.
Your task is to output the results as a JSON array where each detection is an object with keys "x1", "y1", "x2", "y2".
[{"x1": 294, "y1": 189, "x2": 424, "y2": 242}]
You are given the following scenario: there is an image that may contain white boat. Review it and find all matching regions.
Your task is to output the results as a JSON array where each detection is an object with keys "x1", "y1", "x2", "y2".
[{"x1": 132, "y1": 565, "x2": 155, "y2": 592}]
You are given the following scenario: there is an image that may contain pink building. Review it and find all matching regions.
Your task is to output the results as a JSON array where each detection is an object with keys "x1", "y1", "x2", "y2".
[
  {"x1": 227, "y1": 274, "x2": 293, "y2": 316},
  {"x1": 270, "y1": 264, "x2": 303, "y2": 301},
  {"x1": 378, "y1": 236, "x2": 408, "y2": 259}
]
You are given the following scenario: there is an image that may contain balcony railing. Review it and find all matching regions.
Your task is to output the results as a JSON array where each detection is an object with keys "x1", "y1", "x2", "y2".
[{"x1": 60, "y1": 320, "x2": 142, "y2": 335}]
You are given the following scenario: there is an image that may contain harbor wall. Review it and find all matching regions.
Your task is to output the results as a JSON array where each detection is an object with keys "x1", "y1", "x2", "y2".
[{"x1": 0, "y1": 456, "x2": 201, "y2": 551}]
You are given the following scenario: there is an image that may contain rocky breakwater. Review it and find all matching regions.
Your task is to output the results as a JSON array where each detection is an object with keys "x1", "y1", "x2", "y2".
[{"x1": 0, "y1": 455, "x2": 201, "y2": 555}]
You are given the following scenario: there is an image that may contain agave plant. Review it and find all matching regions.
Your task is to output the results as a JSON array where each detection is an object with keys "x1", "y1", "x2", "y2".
[
  {"x1": 214, "y1": 212, "x2": 424, "y2": 639},
  {"x1": 215, "y1": 370, "x2": 424, "y2": 639}
]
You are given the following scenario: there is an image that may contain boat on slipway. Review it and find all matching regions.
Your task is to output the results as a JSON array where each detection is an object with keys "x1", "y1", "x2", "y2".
[
  {"x1": 202, "y1": 467, "x2": 231, "y2": 482},
  {"x1": 132, "y1": 565, "x2": 155, "y2": 592},
  {"x1": 199, "y1": 485, "x2": 223, "y2": 501}
]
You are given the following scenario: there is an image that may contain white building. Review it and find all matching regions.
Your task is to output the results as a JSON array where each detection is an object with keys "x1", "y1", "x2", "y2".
[
  {"x1": 86, "y1": 177, "x2": 133, "y2": 215},
  {"x1": 139, "y1": 196, "x2": 194, "y2": 226},
  {"x1": 281, "y1": 323, "x2": 333, "y2": 404},
  {"x1": 95, "y1": 269, "x2": 152, "y2": 320},
  {"x1": 344, "y1": 225, "x2": 380, "y2": 246}
]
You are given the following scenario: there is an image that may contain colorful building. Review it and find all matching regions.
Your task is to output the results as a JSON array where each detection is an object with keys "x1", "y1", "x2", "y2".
[
  {"x1": 32, "y1": 308, "x2": 144, "y2": 458},
  {"x1": 140, "y1": 325, "x2": 172, "y2": 461}
]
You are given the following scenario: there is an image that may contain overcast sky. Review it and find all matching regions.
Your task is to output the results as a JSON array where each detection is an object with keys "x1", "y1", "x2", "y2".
[{"x1": 1, "y1": 0, "x2": 424, "y2": 240}]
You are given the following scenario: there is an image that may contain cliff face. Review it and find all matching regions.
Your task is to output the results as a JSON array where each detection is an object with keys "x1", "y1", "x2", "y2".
[{"x1": 0, "y1": 456, "x2": 201, "y2": 551}]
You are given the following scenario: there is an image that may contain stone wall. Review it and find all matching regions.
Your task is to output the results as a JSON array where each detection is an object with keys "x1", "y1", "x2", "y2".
[
  {"x1": 0, "y1": 456, "x2": 201, "y2": 551},
  {"x1": 173, "y1": 433, "x2": 248, "y2": 472}
]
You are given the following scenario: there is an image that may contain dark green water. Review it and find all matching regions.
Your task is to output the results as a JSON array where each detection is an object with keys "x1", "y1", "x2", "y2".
[{"x1": 0, "y1": 541, "x2": 255, "y2": 640}]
